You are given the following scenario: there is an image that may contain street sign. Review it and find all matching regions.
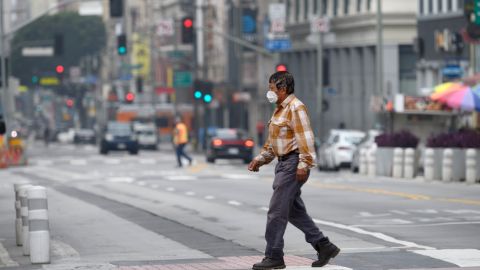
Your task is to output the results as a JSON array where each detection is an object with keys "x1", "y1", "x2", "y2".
[
  {"x1": 269, "y1": 3, "x2": 286, "y2": 33},
  {"x1": 39, "y1": 77, "x2": 60, "y2": 86},
  {"x1": 265, "y1": 39, "x2": 291, "y2": 52},
  {"x1": 157, "y1": 19, "x2": 174, "y2": 36},
  {"x1": 310, "y1": 16, "x2": 330, "y2": 33},
  {"x1": 21, "y1": 47, "x2": 54, "y2": 57},
  {"x1": 173, "y1": 71, "x2": 193, "y2": 88}
]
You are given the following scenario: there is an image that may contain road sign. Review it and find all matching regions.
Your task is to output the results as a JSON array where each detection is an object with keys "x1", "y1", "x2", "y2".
[
  {"x1": 310, "y1": 16, "x2": 330, "y2": 33},
  {"x1": 39, "y1": 77, "x2": 60, "y2": 86},
  {"x1": 265, "y1": 39, "x2": 291, "y2": 52},
  {"x1": 21, "y1": 47, "x2": 54, "y2": 57},
  {"x1": 157, "y1": 19, "x2": 174, "y2": 36},
  {"x1": 269, "y1": 4, "x2": 286, "y2": 33},
  {"x1": 173, "y1": 71, "x2": 193, "y2": 88}
]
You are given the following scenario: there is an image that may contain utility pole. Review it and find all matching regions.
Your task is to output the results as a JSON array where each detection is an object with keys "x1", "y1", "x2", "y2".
[
  {"x1": 376, "y1": 0, "x2": 384, "y2": 104},
  {"x1": 0, "y1": 0, "x2": 10, "y2": 134},
  {"x1": 316, "y1": 1, "x2": 324, "y2": 140}
]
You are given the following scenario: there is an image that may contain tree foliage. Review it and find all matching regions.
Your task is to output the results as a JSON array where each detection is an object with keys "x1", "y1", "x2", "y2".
[{"x1": 11, "y1": 12, "x2": 106, "y2": 86}]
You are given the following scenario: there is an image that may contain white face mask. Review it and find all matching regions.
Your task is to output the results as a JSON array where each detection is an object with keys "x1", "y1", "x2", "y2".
[{"x1": 266, "y1": 90, "x2": 278, "y2": 103}]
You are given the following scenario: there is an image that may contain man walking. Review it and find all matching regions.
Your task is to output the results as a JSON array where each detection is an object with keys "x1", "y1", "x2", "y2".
[
  {"x1": 173, "y1": 116, "x2": 193, "y2": 168},
  {"x1": 248, "y1": 71, "x2": 340, "y2": 269}
]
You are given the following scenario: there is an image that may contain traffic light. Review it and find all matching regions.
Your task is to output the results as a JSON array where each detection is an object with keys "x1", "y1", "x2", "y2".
[
  {"x1": 117, "y1": 34, "x2": 127, "y2": 55},
  {"x1": 125, "y1": 92, "x2": 135, "y2": 103},
  {"x1": 194, "y1": 90, "x2": 202, "y2": 100},
  {"x1": 193, "y1": 80, "x2": 213, "y2": 103},
  {"x1": 181, "y1": 17, "x2": 194, "y2": 44},
  {"x1": 56, "y1": 65, "x2": 65, "y2": 74},
  {"x1": 203, "y1": 81, "x2": 213, "y2": 104},
  {"x1": 0, "y1": 116, "x2": 5, "y2": 135},
  {"x1": 136, "y1": 77, "x2": 143, "y2": 94},
  {"x1": 275, "y1": 64, "x2": 287, "y2": 72},
  {"x1": 66, "y1": 99, "x2": 74, "y2": 108},
  {"x1": 54, "y1": 34, "x2": 63, "y2": 56},
  {"x1": 109, "y1": 0, "x2": 123, "y2": 17}
]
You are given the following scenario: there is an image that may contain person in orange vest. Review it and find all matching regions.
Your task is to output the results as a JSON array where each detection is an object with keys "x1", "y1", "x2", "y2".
[{"x1": 173, "y1": 116, "x2": 193, "y2": 168}]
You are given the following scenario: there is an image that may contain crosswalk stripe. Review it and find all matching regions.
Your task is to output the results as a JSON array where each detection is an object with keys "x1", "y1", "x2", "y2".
[
  {"x1": 0, "y1": 242, "x2": 19, "y2": 267},
  {"x1": 412, "y1": 249, "x2": 480, "y2": 267}
]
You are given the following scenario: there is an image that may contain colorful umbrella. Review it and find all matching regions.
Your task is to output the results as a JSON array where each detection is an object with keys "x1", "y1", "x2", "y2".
[
  {"x1": 435, "y1": 84, "x2": 480, "y2": 111},
  {"x1": 430, "y1": 82, "x2": 468, "y2": 102}
]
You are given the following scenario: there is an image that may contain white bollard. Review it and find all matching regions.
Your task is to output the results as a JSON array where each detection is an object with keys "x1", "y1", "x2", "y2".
[
  {"x1": 403, "y1": 148, "x2": 416, "y2": 179},
  {"x1": 442, "y1": 148, "x2": 453, "y2": 182},
  {"x1": 424, "y1": 148, "x2": 435, "y2": 181},
  {"x1": 27, "y1": 186, "x2": 50, "y2": 264},
  {"x1": 359, "y1": 149, "x2": 368, "y2": 175},
  {"x1": 466, "y1": 149, "x2": 478, "y2": 184},
  {"x1": 14, "y1": 183, "x2": 28, "y2": 246},
  {"x1": 392, "y1": 148, "x2": 404, "y2": 178},
  {"x1": 368, "y1": 148, "x2": 376, "y2": 177},
  {"x1": 19, "y1": 185, "x2": 33, "y2": 255}
]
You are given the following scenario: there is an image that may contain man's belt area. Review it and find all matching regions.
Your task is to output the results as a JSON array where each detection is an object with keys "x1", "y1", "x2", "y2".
[{"x1": 277, "y1": 150, "x2": 299, "y2": 161}]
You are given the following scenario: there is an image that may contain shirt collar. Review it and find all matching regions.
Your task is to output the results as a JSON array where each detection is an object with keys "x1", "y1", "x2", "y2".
[{"x1": 280, "y1": 94, "x2": 295, "y2": 108}]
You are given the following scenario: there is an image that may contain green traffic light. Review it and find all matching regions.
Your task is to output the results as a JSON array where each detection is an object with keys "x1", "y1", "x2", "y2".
[
  {"x1": 118, "y1": 46, "x2": 127, "y2": 55},
  {"x1": 194, "y1": 90, "x2": 202, "y2": 99},
  {"x1": 203, "y1": 94, "x2": 212, "y2": 103}
]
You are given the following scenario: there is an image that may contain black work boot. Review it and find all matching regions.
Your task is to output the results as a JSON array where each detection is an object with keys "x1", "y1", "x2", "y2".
[
  {"x1": 252, "y1": 257, "x2": 286, "y2": 270},
  {"x1": 312, "y1": 237, "x2": 340, "y2": 267}
]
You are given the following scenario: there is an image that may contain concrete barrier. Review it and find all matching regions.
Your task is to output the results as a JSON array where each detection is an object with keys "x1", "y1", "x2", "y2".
[
  {"x1": 18, "y1": 185, "x2": 33, "y2": 255},
  {"x1": 403, "y1": 148, "x2": 416, "y2": 179},
  {"x1": 14, "y1": 183, "x2": 29, "y2": 246},
  {"x1": 367, "y1": 148, "x2": 376, "y2": 177},
  {"x1": 27, "y1": 186, "x2": 50, "y2": 264},
  {"x1": 466, "y1": 149, "x2": 478, "y2": 184},
  {"x1": 359, "y1": 149, "x2": 368, "y2": 175},
  {"x1": 392, "y1": 148, "x2": 403, "y2": 178}
]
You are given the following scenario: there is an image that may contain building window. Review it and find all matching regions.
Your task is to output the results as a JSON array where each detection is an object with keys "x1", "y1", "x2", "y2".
[
  {"x1": 357, "y1": 0, "x2": 362, "y2": 12},
  {"x1": 334, "y1": 0, "x2": 339, "y2": 16},
  {"x1": 458, "y1": 0, "x2": 464, "y2": 11},
  {"x1": 287, "y1": 0, "x2": 291, "y2": 23},
  {"x1": 438, "y1": 0, "x2": 443, "y2": 12},
  {"x1": 428, "y1": 0, "x2": 433, "y2": 13},
  {"x1": 367, "y1": 0, "x2": 372, "y2": 11},
  {"x1": 323, "y1": 0, "x2": 328, "y2": 15},
  {"x1": 314, "y1": 0, "x2": 318, "y2": 15},
  {"x1": 295, "y1": 0, "x2": 300, "y2": 22},
  {"x1": 420, "y1": 0, "x2": 424, "y2": 14},
  {"x1": 305, "y1": 0, "x2": 309, "y2": 20},
  {"x1": 447, "y1": 0, "x2": 452, "y2": 11},
  {"x1": 399, "y1": 45, "x2": 417, "y2": 95},
  {"x1": 344, "y1": 0, "x2": 350, "y2": 14}
]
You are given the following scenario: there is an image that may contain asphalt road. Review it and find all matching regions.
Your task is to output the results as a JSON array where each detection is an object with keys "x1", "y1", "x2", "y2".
[{"x1": 1, "y1": 142, "x2": 480, "y2": 270}]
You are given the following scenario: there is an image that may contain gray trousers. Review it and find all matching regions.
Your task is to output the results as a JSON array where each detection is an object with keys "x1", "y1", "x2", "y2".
[{"x1": 265, "y1": 153, "x2": 325, "y2": 259}]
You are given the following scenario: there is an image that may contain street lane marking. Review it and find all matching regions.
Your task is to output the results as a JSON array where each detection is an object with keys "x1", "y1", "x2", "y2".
[
  {"x1": 353, "y1": 221, "x2": 480, "y2": 228},
  {"x1": 312, "y1": 218, "x2": 434, "y2": 250},
  {"x1": 0, "y1": 242, "x2": 18, "y2": 267},
  {"x1": 413, "y1": 249, "x2": 480, "y2": 267},
  {"x1": 165, "y1": 175, "x2": 197, "y2": 181},
  {"x1": 137, "y1": 181, "x2": 147, "y2": 186},
  {"x1": 36, "y1": 160, "x2": 54, "y2": 166},
  {"x1": 205, "y1": 195, "x2": 215, "y2": 200},
  {"x1": 107, "y1": 177, "x2": 135, "y2": 183},
  {"x1": 260, "y1": 207, "x2": 269, "y2": 212},
  {"x1": 151, "y1": 184, "x2": 159, "y2": 189},
  {"x1": 166, "y1": 187, "x2": 176, "y2": 192},
  {"x1": 70, "y1": 159, "x2": 87, "y2": 166},
  {"x1": 185, "y1": 191, "x2": 196, "y2": 196},
  {"x1": 222, "y1": 174, "x2": 258, "y2": 180},
  {"x1": 139, "y1": 158, "x2": 156, "y2": 165},
  {"x1": 228, "y1": 200, "x2": 242, "y2": 206},
  {"x1": 104, "y1": 159, "x2": 121, "y2": 165},
  {"x1": 309, "y1": 182, "x2": 480, "y2": 206},
  {"x1": 188, "y1": 163, "x2": 208, "y2": 173}
]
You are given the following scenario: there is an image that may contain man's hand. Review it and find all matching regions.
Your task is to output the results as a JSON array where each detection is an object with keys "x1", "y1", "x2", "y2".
[
  {"x1": 296, "y1": 168, "x2": 309, "y2": 182},
  {"x1": 248, "y1": 159, "x2": 261, "y2": 172}
]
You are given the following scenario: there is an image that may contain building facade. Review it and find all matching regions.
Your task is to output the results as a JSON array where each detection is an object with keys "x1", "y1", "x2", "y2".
[{"x1": 279, "y1": 0, "x2": 417, "y2": 138}]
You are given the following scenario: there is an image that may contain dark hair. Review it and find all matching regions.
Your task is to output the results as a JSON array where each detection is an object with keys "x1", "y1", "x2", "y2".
[{"x1": 269, "y1": 71, "x2": 294, "y2": 94}]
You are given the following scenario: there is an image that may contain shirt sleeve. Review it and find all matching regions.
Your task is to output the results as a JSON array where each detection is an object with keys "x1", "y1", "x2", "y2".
[
  {"x1": 291, "y1": 105, "x2": 316, "y2": 170},
  {"x1": 254, "y1": 135, "x2": 276, "y2": 165}
]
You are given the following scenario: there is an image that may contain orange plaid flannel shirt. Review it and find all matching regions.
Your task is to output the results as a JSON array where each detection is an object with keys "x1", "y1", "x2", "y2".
[{"x1": 254, "y1": 94, "x2": 316, "y2": 170}]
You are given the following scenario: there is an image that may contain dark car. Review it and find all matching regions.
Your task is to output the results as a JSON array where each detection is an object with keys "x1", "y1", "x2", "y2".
[
  {"x1": 99, "y1": 122, "x2": 139, "y2": 155},
  {"x1": 74, "y1": 129, "x2": 96, "y2": 144},
  {"x1": 206, "y1": 128, "x2": 254, "y2": 164}
]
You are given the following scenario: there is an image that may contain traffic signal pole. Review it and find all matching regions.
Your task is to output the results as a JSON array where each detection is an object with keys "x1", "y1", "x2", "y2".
[{"x1": 0, "y1": 0, "x2": 11, "y2": 134}]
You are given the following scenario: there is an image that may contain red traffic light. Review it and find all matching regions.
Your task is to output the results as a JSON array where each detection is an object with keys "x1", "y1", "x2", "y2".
[
  {"x1": 183, "y1": 18, "x2": 193, "y2": 28},
  {"x1": 56, "y1": 65, "x2": 65, "y2": 74},
  {"x1": 275, "y1": 64, "x2": 287, "y2": 72},
  {"x1": 125, "y1": 92, "x2": 135, "y2": 102},
  {"x1": 66, "y1": 99, "x2": 74, "y2": 107}
]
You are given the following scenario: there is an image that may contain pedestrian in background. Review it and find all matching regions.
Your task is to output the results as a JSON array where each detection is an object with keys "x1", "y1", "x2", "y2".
[
  {"x1": 173, "y1": 116, "x2": 193, "y2": 168},
  {"x1": 248, "y1": 71, "x2": 340, "y2": 269}
]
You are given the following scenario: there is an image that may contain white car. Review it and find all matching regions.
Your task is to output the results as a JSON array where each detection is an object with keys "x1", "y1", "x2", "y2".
[
  {"x1": 318, "y1": 129, "x2": 366, "y2": 171},
  {"x1": 133, "y1": 123, "x2": 158, "y2": 150}
]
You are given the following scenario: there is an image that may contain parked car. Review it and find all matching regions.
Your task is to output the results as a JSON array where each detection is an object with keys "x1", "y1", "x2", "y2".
[
  {"x1": 351, "y1": 129, "x2": 381, "y2": 172},
  {"x1": 99, "y1": 122, "x2": 139, "y2": 155},
  {"x1": 206, "y1": 128, "x2": 254, "y2": 164},
  {"x1": 133, "y1": 122, "x2": 158, "y2": 150},
  {"x1": 318, "y1": 129, "x2": 366, "y2": 171},
  {"x1": 74, "y1": 129, "x2": 96, "y2": 144}
]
